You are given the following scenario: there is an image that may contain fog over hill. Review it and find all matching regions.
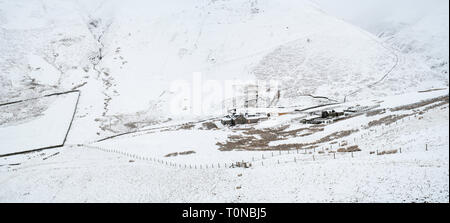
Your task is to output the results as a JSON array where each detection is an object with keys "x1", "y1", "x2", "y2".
[{"x1": 314, "y1": 0, "x2": 449, "y2": 78}]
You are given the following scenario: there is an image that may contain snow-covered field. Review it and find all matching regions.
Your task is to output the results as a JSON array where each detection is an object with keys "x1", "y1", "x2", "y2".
[
  {"x1": 0, "y1": 89, "x2": 448, "y2": 202},
  {"x1": 0, "y1": 0, "x2": 448, "y2": 202},
  {"x1": 0, "y1": 91, "x2": 79, "y2": 156}
]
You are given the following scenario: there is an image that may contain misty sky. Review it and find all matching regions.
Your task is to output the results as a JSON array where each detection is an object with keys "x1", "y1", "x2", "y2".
[{"x1": 312, "y1": 0, "x2": 449, "y2": 34}]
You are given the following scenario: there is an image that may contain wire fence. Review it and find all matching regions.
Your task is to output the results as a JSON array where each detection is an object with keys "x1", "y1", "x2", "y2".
[
  {"x1": 79, "y1": 111, "x2": 443, "y2": 169},
  {"x1": 82, "y1": 140, "x2": 440, "y2": 170}
]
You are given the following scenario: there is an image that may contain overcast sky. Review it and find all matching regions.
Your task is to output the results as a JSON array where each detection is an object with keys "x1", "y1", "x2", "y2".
[{"x1": 312, "y1": 0, "x2": 448, "y2": 33}]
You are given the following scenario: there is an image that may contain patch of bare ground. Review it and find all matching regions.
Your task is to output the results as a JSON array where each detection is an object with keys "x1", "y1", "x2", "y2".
[
  {"x1": 366, "y1": 108, "x2": 386, "y2": 117},
  {"x1": 423, "y1": 98, "x2": 449, "y2": 112},
  {"x1": 364, "y1": 95, "x2": 448, "y2": 129},
  {"x1": 314, "y1": 129, "x2": 358, "y2": 144},
  {"x1": 165, "y1": 150, "x2": 196, "y2": 157},
  {"x1": 201, "y1": 122, "x2": 218, "y2": 130},
  {"x1": 390, "y1": 95, "x2": 449, "y2": 112},
  {"x1": 216, "y1": 134, "x2": 257, "y2": 151},
  {"x1": 366, "y1": 114, "x2": 410, "y2": 128},
  {"x1": 337, "y1": 145, "x2": 361, "y2": 153},
  {"x1": 177, "y1": 123, "x2": 195, "y2": 130},
  {"x1": 97, "y1": 111, "x2": 171, "y2": 134},
  {"x1": 418, "y1": 88, "x2": 447, "y2": 93},
  {"x1": 217, "y1": 124, "x2": 358, "y2": 152},
  {"x1": 217, "y1": 124, "x2": 325, "y2": 151},
  {"x1": 377, "y1": 149, "x2": 398, "y2": 155}
]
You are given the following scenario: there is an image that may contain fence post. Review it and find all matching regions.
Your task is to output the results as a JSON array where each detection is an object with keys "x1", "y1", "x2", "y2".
[
  {"x1": 294, "y1": 157, "x2": 296, "y2": 163},
  {"x1": 277, "y1": 160, "x2": 279, "y2": 164},
  {"x1": 351, "y1": 152, "x2": 354, "y2": 158},
  {"x1": 400, "y1": 148, "x2": 402, "y2": 153},
  {"x1": 333, "y1": 153, "x2": 336, "y2": 159},
  {"x1": 426, "y1": 144, "x2": 428, "y2": 151}
]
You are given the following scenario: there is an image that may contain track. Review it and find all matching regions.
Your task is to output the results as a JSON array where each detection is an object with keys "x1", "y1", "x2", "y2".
[{"x1": 343, "y1": 26, "x2": 401, "y2": 102}]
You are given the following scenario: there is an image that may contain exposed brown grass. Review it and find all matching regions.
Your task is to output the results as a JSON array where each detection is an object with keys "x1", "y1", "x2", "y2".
[
  {"x1": 164, "y1": 150, "x2": 196, "y2": 157},
  {"x1": 367, "y1": 114, "x2": 410, "y2": 128},
  {"x1": 377, "y1": 149, "x2": 398, "y2": 155},
  {"x1": 337, "y1": 145, "x2": 361, "y2": 153},
  {"x1": 217, "y1": 124, "x2": 325, "y2": 151},
  {"x1": 201, "y1": 122, "x2": 218, "y2": 130},
  {"x1": 418, "y1": 88, "x2": 447, "y2": 93},
  {"x1": 315, "y1": 129, "x2": 359, "y2": 144},
  {"x1": 390, "y1": 95, "x2": 448, "y2": 112},
  {"x1": 217, "y1": 126, "x2": 357, "y2": 152},
  {"x1": 177, "y1": 123, "x2": 195, "y2": 130},
  {"x1": 422, "y1": 99, "x2": 449, "y2": 112},
  {"x1": 366, "y1": 108, "x2": 386, "y2": 117}
]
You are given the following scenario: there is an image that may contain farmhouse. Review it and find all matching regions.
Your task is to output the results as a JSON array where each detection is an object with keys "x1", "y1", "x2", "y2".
[{"x1": 220, "y1": 113, "x2": 268, "y2": 126}]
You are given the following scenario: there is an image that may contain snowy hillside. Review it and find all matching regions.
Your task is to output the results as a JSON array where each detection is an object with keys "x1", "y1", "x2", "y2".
[
  {"x1": 0, "y1": 0, "x2": 448, "y2": 203},
  {"x1": 2, "y1": 0, "x2": 441, "y2": 139},
  {"x1": 314, "y1": 0, "x2": 449, "y2": 83}
]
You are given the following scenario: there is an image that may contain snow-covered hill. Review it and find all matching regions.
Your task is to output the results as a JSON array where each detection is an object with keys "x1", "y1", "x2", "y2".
[
  {"x1": 0, "y1": 0, "x2": 422, "y2": 139},
  {"x1": 314, "y1": 0, "x2": 449, "y2": 84},
  {"x1": 0, "y1": 0, "x2": 448, "y2": 203}
]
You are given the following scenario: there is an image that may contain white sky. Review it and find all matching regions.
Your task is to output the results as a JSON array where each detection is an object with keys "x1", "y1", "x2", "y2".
[{"x1": 312, "y1": 0, "x2": 448, "y2": 33}]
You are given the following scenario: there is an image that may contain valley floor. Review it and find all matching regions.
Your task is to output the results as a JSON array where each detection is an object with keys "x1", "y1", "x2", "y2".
[{"x1": 0, "y1": 91, "x2": 448, "y2": 202}]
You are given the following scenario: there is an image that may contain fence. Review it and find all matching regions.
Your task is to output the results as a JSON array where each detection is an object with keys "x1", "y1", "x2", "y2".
[
  {"x1": 82, "y1": 141, "x2": 437, "y2": 170},
  {"x1": 80, "y1": 110, "x2": 440, "y2": 169}
]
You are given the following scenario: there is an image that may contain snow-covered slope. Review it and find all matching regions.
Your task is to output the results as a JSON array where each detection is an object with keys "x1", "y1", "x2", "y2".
[
  {"x1": 0, "y1": 0, "x2": 448, "y2": 141},
  {"x1": 313, "y1": 0, "x2": 449, "y2": 85},
  {"x1": 0, "y1": 91, "x2": 79, "y2": 156},
  {"x1": 0, "y1": 90, "x2": 448, "y2": 202},
  {"x1": 383, "y1": 5, "x2": 449, "y2": 77},
  {"x1": 0, "y1": 0, "x2": 448, "y2": 203}
]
